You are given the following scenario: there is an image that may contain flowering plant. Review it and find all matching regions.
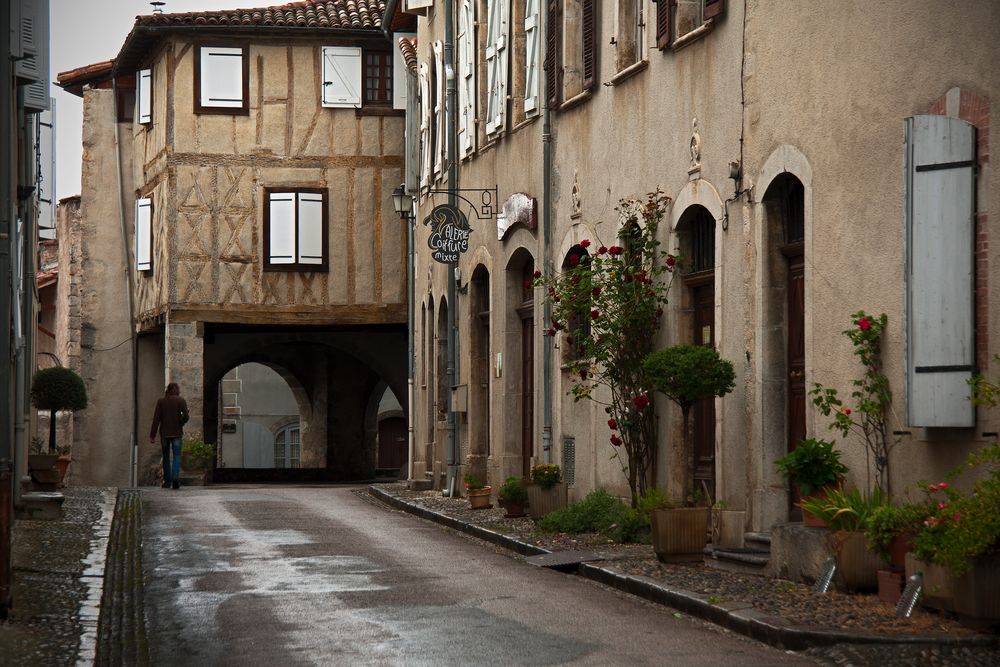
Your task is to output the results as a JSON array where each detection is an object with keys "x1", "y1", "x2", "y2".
[
  {"x1": 912, "y1": 442, "x2": 1000, "y2": 574},
  {"x1": 810, "y1": 311, "x2": 898, "y2": 496},
  {"x1": 537, "y1": 191, "x2": 678, "y2": 507},
  {"x1": 530, "y1": 463, "x2": 561, "y2": 490}
]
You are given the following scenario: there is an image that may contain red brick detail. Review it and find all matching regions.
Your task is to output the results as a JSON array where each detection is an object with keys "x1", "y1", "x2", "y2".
[{"x1": 929, "y1": 90, "x2": 990, "y2": 370}]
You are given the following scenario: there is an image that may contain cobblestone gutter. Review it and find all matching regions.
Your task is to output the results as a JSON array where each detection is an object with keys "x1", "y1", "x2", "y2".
[{"x1": 95, "y1": 489, "x2": 149, "y2": 666}]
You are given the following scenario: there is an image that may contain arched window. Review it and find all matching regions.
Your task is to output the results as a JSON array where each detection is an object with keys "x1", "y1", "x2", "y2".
[
  {"x1": 561, "y1": 245, "x2": 591, "y2": 361},
  {"x1": 274, "y1": 424, "x2": 301, "y2": 468}
]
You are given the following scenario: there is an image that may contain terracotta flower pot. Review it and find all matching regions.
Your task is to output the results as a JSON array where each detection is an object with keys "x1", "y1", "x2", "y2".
[
  {"x1": 887, "y1": 530, "x2": 916, "y2": 570},
  {"x1": 467, "y1": 486, "x2": 492, "y2": 510},
  {"x1": 829, "y1": 530, "x2": 879, "y2": 591},
  {"x1": 55, "y1": 454, "x2": 72, "y2": 487},
  {"x1": 500, "y1": 500, "x2": 527, "y2": 518},
  {"x1": 651, "y1": 507, "x2": 710, "y2": 563},
  {"x1": 878, "y1": 569, "x2": 905, "y2": 607},
  {"x1": 526, "y1": 482, "x2": 568, "y2": 519},
  {"x1": 798, "y1": 481, "x2": 842, "y2": 528}
]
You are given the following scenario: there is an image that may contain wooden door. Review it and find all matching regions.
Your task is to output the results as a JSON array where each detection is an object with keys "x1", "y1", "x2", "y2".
[
  {"x1": 691, "y1": 281, "x2": 716, "y2": 503},
  {"x1": 521, "y1": 316, "x2": 534, "y2": 477},
  {"x1": 786, "y1": 252, "x2": 806, "y2": 515},
  {"x1": 378, "y1": 417, "x2": 407, "y2": 471}
]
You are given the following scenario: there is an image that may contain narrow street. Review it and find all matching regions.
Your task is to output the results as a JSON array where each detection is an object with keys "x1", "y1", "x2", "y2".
[{"x1": 142, "y1": 485, "x2": 815, "y2": 666}]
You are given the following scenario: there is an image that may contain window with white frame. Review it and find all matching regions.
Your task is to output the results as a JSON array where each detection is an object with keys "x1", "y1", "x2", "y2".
[
  {"x1": 274, "y1": 424, "x2": 301, "y2": 468},
  {"x1": 135, "y1": 196, "x2": 152, "y2": 272},
  {"x1": 615, "y1": 1, "x2": 646, "y2": 72},
  {"x1": 433, "y1": 40, "x2": 445, "y2": 177},
  {"x1": 195, "y1": 45, "x2": 248, "y2": 113},
  {"x1": 264, "y1": 189, "x2": 328, "y2": 271},
  {"x1": 135, "y1": 68, "x2": 152, "y2": 125},
  {"x1": 419, "y1": 62, "x2": 432, "y2": 189},
  {"x1": 523, "y1": 0, "x2": 541, "y2": 114},
  {"x1": 458, "y1": 2, "x2": 476, "y2": 157},
  {"x1": 485, "y1": 0, "x2": 510, "y2": 136},
  {"x1": 657, "y1": 0, "x2": 725, "y2": 49}
]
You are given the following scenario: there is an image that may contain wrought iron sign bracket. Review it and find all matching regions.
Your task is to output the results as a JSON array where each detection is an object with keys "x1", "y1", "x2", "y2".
[{"x1": 424, "y1": 186, "x2": 500, "y2": 222}]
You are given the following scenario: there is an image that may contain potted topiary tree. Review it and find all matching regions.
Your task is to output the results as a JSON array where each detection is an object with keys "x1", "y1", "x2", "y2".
[
  {"x1": 497, "y1": 476, "x2": 529, "y2": 518},
  {"x1": 643, "y1": 344, "x2": 735, "y2": 561},
  {"x1": 29, "y1": 367, "x2": 87, "y2": 488}
]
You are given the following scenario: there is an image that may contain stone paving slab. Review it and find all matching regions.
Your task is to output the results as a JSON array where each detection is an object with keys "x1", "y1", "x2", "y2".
[{"x1": 0, "y1": 487, "x2": 116, "y2": 667}]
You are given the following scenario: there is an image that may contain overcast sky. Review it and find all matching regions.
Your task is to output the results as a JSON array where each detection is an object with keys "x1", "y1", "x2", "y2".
[{"x1": 51, "y1": 0, "x2": 249, "y2": 200}]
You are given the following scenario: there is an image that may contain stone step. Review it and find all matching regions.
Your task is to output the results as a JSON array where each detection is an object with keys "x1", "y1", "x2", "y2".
[
  {"x1": 744, "y1": 532, "x2": 772, "y2": 554},
  {"x1": 703, "y1": 544, "x2": 771, "y2": 576}
]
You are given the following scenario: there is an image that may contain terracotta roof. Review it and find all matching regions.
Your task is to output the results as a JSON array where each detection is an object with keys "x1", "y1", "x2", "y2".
[
  {"x1": 56, "y1": 60, "x2": 115, "y2": 96},
  {"x1": 136, "y1": 1, "x2": 386, "y2": 30},
  {"x1": 397, "y1": 36, "x2": 416, "y2": 75},
  {"x1": 37, "y1": 269, "x2": 58, "y2": 289}
]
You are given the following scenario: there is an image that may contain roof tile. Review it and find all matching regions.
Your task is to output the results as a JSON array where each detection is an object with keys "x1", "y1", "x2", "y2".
[{"x1": 136, "y1": 1, "x2": 385, "y2": 30}]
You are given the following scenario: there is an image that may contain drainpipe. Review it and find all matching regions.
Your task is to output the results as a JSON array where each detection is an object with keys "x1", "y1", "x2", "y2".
[
  {"x1": 444, "y1": 0, "x2": 460, "y2": 497},
  {"x1": 406, "y1": 203, "x2": 415, "y2": 482},
  {"x1": 541, "y1": 31, "x2": 553, "y2": 465},
  {"x1": 111, "y1": 79, "x2": 139, "y2": 488},
  {"x1": 1, "y1": 5, "x2": 14, "y2": 618},
  {"x1": 13, "y1": 102, "x2": 29, "y2": 503}
]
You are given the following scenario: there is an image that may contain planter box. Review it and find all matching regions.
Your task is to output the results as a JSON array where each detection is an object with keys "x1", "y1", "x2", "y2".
[
  {"x1": 829, "y1": 530, "x2": 879, "y2": 591},
  {"x1": 500, "y1": 501, "x2": 527, "y2": 518},
  {"x1": 467, "y1": 487, "x2": 492, "y2": 510},
  {"x1": 906, "y1": 553, "x2": 1000, "y2": 623},
  {"x1": 527, "y1": 483, "x2": 567, "y2": 520},
  {"x1": 28, "y1": 453, "x2": 61, "y2": 490},
  {"x1": 878, "y1": 569, "x2": 905, "y2": 607},
  {"x1": 712, "y1": 509, "x2": 746, "y2": 548},
  {"x1": 651, "y1": 507, "x2": 709, "y2": 563}
]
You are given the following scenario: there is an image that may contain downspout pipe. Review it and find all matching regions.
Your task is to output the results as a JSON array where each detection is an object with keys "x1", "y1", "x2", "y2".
[
  {"x1": 111, "y1": 79, "x2": 139, "y2": 488},
  {"x1": 444, "y1": 0, "x2": 460, "y2": 497},
  {"x1": 541, "y1": 32, "x2": 553, "y2": 465}
]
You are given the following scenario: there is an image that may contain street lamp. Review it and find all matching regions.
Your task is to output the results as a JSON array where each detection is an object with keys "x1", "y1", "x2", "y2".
[{"x1": 393, "y1": 183, "x2": 416, "y2": 486}]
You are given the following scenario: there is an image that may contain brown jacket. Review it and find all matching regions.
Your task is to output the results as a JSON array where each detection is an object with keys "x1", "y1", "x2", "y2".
[{"x1": 150, "y1": 395, "x2": 189, "y2": 439}]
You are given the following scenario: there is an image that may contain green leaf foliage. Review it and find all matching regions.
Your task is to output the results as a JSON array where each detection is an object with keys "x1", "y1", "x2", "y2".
[
  {"x1": 798, "y1": 486, "x2": 887, "y2": 532},
  {"x1": 643, "y1": 344, "x2": 736, "y2": 409},
  {"x1": 30, "y1": 367, "x2": 88, "y2": 412},
  {"x1": 537, "y1": 489, "x2": 647, "y2": 543},
  {"x1": 497, "y1": 476, "x2": 528, "y2": 504},
  {"x1": 774, "y1": 438, "x2": 848, "y2": 496}
]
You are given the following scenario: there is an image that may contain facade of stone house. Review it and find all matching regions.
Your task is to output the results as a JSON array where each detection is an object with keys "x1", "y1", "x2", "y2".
[
  {"x1": 403, "y1": 1, "x2": 999, "y2": 532},
  {"x1": 56, "y1": 1, "x2": 415, "y2": 485}
]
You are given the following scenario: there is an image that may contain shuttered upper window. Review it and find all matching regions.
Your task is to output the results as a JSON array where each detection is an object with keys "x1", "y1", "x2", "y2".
[
  {"x1": 485, "y1": 0, "x2": 510, "y2": 136},
  {"x1": 364, "y1": 51, "x2": 393, "y2": 106},
  {"x1": 458, "y1": 1, "x2": 476, "y2": 157},
  {"x1": 322, "y1": 46, "x2": 362, "y2": 108},
  {"x1": 905, "y1": 114, "x2": 977, "y2": 428},
  {"x1": 264, "y1": 189, "x2": 329, "y2": 272},
  {"x1": 547, "y1": 0, "x2": 596, "y2": 107},
  {"x1": 658, "y1": 0, "x2": 725, "y2": 49},
  {"x1": 135, "y1": 197, "x2": 153, "y2": 273},
  {"x1": 523, "y1": 0, "x2": 541, "y2": 114},
  {"x1": 614, "y1": 1, "x2": 645, "y2": 73},
  {"x1": 136, "y1": 68, "x2": 152, "y2": 125},
  {"x1": 195, "y1": 46, "x2": 249, "y2": 114}
]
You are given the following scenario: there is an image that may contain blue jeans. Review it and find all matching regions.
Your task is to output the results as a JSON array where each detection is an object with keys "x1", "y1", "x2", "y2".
[{"x1": 161, "y1": 437, "x2": 182, "y2": 484}]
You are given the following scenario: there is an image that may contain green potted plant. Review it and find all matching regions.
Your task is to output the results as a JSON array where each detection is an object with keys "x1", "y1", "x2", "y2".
[
  {"x1": 29, "y1": 367, "x2": 87, "y2": 490},
  {"x1": 497, "y1": 476, "x2": 528, "y2": 518},
  {"x1": 799, "y1": 487, "x2": 886, "y2": 591},
  {"x1": 527, "y1": 463, "x2": 567, "y2": 519},
  {"x1": 774, "y1": 437, "x2": 849, "y2": 527},
  {"x1": 908, "y1": 442, "x2": 1000, "y2": 622},
  {"x1": 866, "y1": 502, "x2": 931, "y2": 605},
  {"x1": 463, "y1": 473, "x2": 492, "y2": 510},
  {"x1": 181, "y1": 433, "x2": 215, "y2": 484},
  {"x1": 642, "y1": 344, "x2": 735, "y2": 561}
]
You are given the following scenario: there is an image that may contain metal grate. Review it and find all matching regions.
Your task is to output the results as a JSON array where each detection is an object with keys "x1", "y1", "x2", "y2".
[{"x1": 562, "y1": 436, "x2": 575, "y2": 485}]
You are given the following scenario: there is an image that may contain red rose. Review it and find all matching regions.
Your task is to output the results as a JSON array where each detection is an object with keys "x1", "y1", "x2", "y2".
[
  {"x1": 610, "y1": 434, "x2": 622, "y2": 447},
  {"x1": 571, "y1": 275, "x2": 581, "y2": 285},
  {"x1": 666, "y1": 256, "x2": 676, "y2": 267},
  {"x1": 533, "y1": 269, "x2": 542, "y2": 279},
  {"x1": 569, "y1": 254, "x2": 580, "y2": 267},
  {"x1": 590, "y1": 309, "x2": 600, "y2": 320},
  {"x1": 547, "y1": 286, "x2": 555, "y2": 295},
  {"x1": 592, "y1": 287, "x2": 602, "y2": 297},
  {"x1": 841, "y1": 407, "x2": 851, "y2": 416},
  {"x1": 552, "y1": 321, "x2": 561, "y2": 330},
  {"x1": 938, "y1": 482, "x2": 948, "y2": 489},
  {"x1": 632, "y1": 393, "x2": 650, "y2": 410},
  {"x1": 597, "y1": 246, "x2": 608, "y2": 255},
  {"x1": 608, "y1": 246, "x2": 623, "y2": 255},
  {"x1": 580, "y1": 239, "x2": 591, "y2": 248},
  {"x1": 856, "y1": 317, "x2": 871, "y2": 331},
  {"x1": 565, "y1": 336, "x2": 573, "y2": 345},
  {"x1": 646, "y1": 289, "x2": 655, "y2": 297},
  {"x1": 546, "y1": 327, "x2": 556, "y2": 337},
  {"x1": 522, "y1": 279, "x2": 531, "y2": 289},
  {"x1": 579, "y1": 369, "x2": 588, "y2": 380},
  {"x1": 554, "y1": 295, "x2": 560, "y2": 302},
  {"x1": 608, "y1": 418, "x2": 617, "y2": 430}
]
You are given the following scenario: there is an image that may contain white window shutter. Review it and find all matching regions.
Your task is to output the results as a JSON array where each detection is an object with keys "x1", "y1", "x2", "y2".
[
  {"x1": 135, "y1": 198, "x2": 152, "y2": 272},
  {"x1": 524, "y1": 0, "x2": 540, "y2": 114},
  {"x1": 297, "y1": 193, "x2": 324, "y2": 265},
  {"x1": 419, "y1": 63, "x2": 432, "y2": 189},
  {"x1": 905, "y1": 114, "x2": 977, "y2": 427},
  {"x1": 268, "y1": 192, "x2": 296, "y2": 264},
  {"x1": 485, "y1": 0, "x2": 508, "y2": 135},
  {"x1": 495, "y1": 0, "x2": 509, "y2": 132},
  {"x1": 322, "y1": 46, "x2": 362, "y2": 108},
  {"x1": 393, "y1": 33, "x2": 416, "y2": 110},
  {"x1": 136, "y1": 68, "x2": 152, "y2": 124},
  {"x1": 458, "y1": 1, "x2": 476, "y2": 157},
  {"x1": 433, "y1": 41, "x2": 445, "y2": 177},
  {"x1": 405, "y1": 0, "x2": 434, "y2": 9},
  {"x1": 200, "y1": 46, "x2": 244, "y2": 108}
]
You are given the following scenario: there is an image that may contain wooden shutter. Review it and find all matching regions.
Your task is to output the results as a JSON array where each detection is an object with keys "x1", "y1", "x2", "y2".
[
  {"x1": 485, "y1": 0, "x2": 509, "y2": 135},
  {"x1": 200, "y1": 46, "x2": 244, "y2": 108},
  {"x1": 544, "y1": 0, "x2": 562, "y2": 108},
  {"x1": 524, "y1": 0, "x2": 541, "y2": 114},
  {"x1": 405, "y1": 0, "x2": 434, "y2": 9},
  {"x1": 419, "y1": 63, "x2": 432, "y2": 188},
  {"x1": 135, "y1": 197, "x2": 153, "y2": 272},
  {"x1": 296, "y1": 192, "x2": 324, "y2": 266},
  {"x1": 268, "y1": 192, "x2": 296, "y2": 265},
  {"x1": 656, "y1": 0, "x2": 671, "y2": 49},
  {"x1": 37, "y1": 106, "x2": 56, "y2": 237},
  {"x1": 704, "y1": 0, "x2": 725, "y2": 20},
  {"x1": 17, "y1": 0, "x2": 49, "y2": 112},
  {"x1": 136, "y1": 68, "x2": 152, "y2": 124},
  {"x1": 582, "y1": 0, "x2": 597, "y2": 91},
  {"x1": 458, "y1": 1, "x2": 477, "y2": 157},
  {"x1": 433, "y1": 41, "x2": 445, "y2": 176},
  {"x1": 905, "y1": 115, "x2": 977, "y2": 427},
  {"x1": 322, "y1": 46, "x2": 362, "y2": 108}
]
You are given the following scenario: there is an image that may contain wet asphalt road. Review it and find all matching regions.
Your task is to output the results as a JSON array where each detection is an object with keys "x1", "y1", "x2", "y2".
[{"x1": 141, "y1": 485, "x2": 817, "y2": 666}]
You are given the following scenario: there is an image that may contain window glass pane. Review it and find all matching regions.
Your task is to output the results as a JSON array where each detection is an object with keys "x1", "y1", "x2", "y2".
[{"x1": 274, "y1": 431, "x2": 285, "y2": 468}]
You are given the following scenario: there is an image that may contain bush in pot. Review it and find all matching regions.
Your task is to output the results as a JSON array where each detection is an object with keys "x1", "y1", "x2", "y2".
[
  {"x1": 463, "y1": 473, "x2": 492, "y2": 510},
  {"x1": 799, "y1": 487, "x2": 886, "y2": 591},
  {"x1": 775, "y1": 437, "x2": 849, "y2": 527},
  {"x1": 497, "y1": 476, "x2": 528, "y2": 518},
  {"x1": 30, "y1": 366, "x2": 87, "y2": 454},
  {"x1": 527, "y1": 464, "x2": 567, "y2": 519}
]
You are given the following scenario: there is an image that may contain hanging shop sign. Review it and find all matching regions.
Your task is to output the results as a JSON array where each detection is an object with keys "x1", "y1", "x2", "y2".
[{"x1": 424, "y1": 203, "x2": 473, "y2": 264}]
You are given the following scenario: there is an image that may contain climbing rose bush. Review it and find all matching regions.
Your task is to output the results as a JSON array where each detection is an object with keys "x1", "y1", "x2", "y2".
[{"x1": 537, "y1": 191, "x2": 678, "y2": 507}]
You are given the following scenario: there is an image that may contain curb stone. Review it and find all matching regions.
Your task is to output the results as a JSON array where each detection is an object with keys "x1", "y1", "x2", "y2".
[{"x1": 368, "y1": 485, "x2": 999, "y2": 652}]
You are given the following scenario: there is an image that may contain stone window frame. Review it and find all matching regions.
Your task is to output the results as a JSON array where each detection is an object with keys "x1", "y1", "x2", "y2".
[
  {"x1": 262, "y1": 187, "x2": 330, "y2": 273},
  {"x1": 193, "y1": 41, "x2": 250, "y2": 116},
  {"x1": 609, "y1": 0, "x2": 648, "y2": 85},
  {"x1": 655, "y1": 0, "x2": 724, "y2": 52}
]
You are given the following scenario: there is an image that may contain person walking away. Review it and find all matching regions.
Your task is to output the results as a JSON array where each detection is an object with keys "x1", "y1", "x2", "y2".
[{"x1": 150, "y1": 382, "x2": 189, "y2": 489}]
